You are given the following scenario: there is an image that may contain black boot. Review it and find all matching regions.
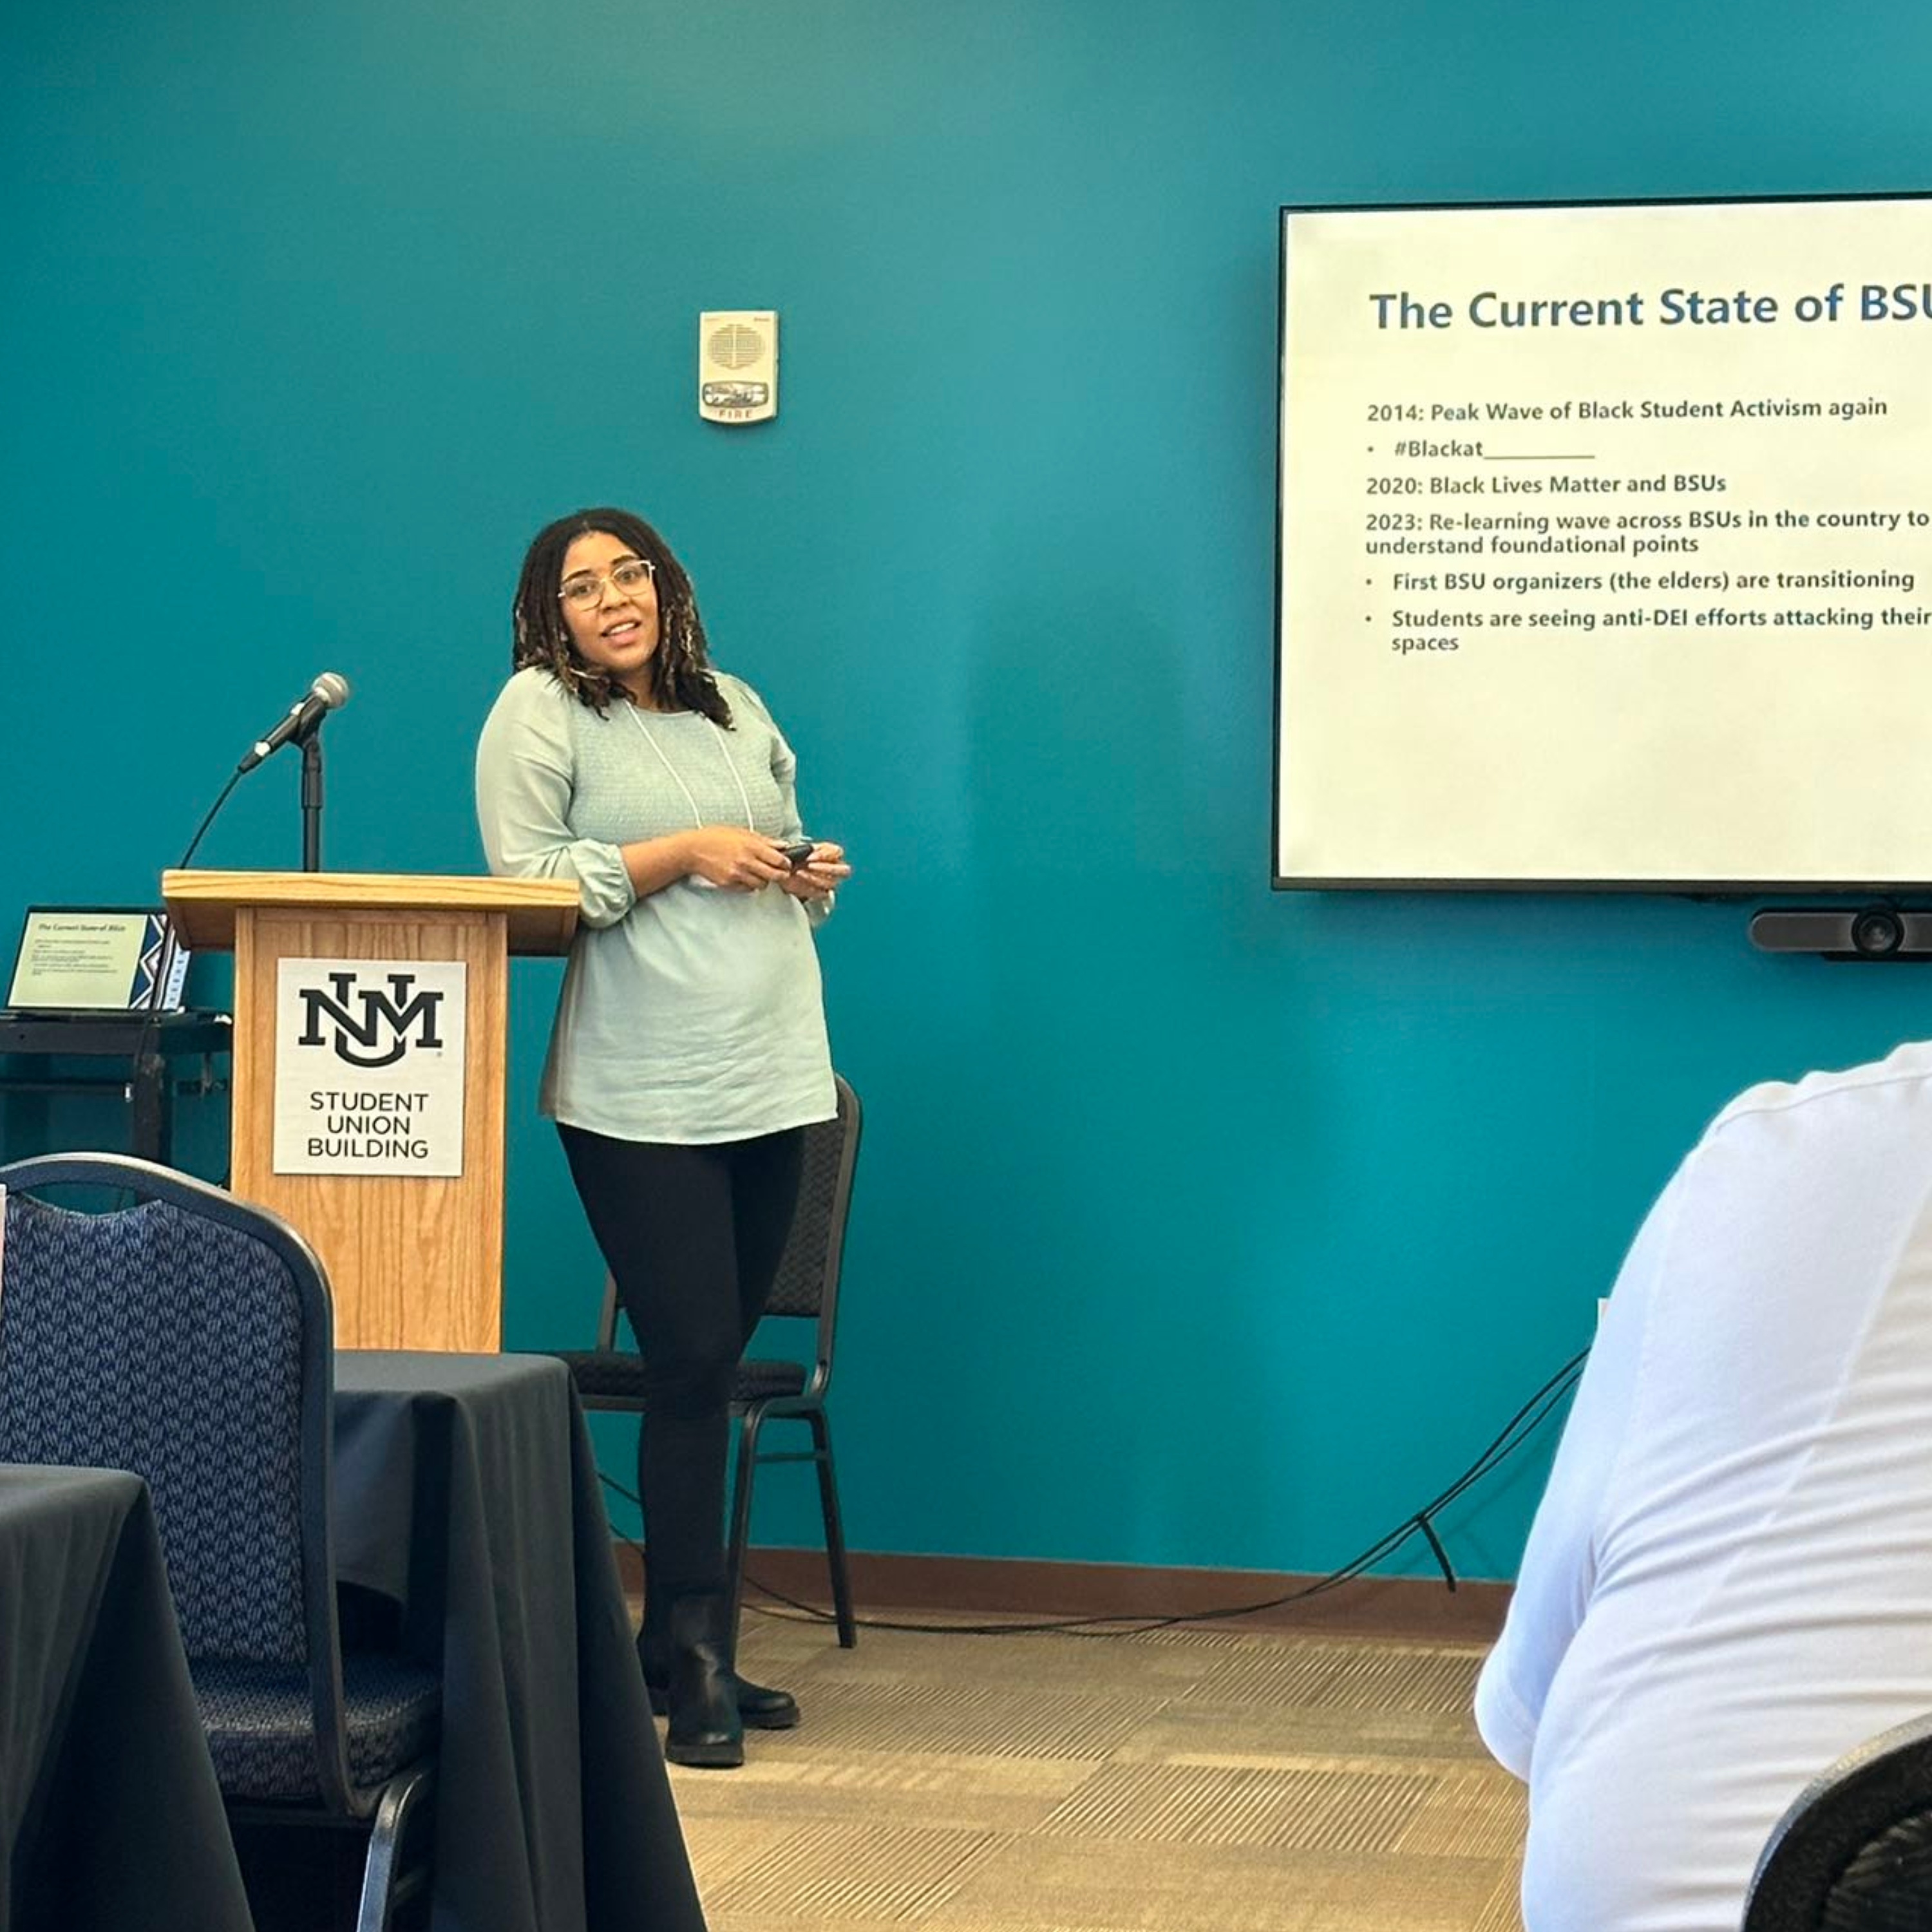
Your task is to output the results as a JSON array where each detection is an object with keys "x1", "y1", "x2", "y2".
[
  {"x1": 641, "y1": 1605, "x2": 800, "y2": 1730},
  {"x1": 662, "y1": 1593, "x2": 744, "y2": 1770},
  {"x1": 650, "y1": 1666, "x2": 800, "y2": 1730}
]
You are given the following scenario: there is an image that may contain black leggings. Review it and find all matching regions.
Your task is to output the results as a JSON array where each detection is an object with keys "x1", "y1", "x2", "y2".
[{"x1": 558, "y1": 1122, "x2": 805, "y2": 1604}]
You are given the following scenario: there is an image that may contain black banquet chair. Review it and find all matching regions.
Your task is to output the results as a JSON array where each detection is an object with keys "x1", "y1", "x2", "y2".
[
  {"x1": 554, "y1": 1072, "x2": 862, "y2": 1649},
  {"x1": 1743, "y1": 1711, "x2": 1932, "y2": 1930},
  {"x1": 0, "y1": 1153, "x2": 440, "y2": 1932}
]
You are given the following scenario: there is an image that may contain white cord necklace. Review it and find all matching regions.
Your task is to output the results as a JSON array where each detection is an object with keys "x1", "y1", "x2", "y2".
[{"x1": 627, "y1": 702, "x2": 755, "y2": 831}]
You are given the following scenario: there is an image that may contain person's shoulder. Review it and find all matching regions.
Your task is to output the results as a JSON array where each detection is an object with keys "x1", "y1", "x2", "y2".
[
  {"x1": 497, "y1": 664, "x2": 571, "y2": 706},
  {"x1": 1707, "y1": 1039, "x2": 1932, "y2": 1139},
  {"x1": 486, "y1": 666, "x2": 582, "y2": 725},
  {"x1": 478, "y1": 668, "x2": 604, "y2": 769},
  {"x1": 714, "y1": 670, "x2": 776, "y2": 723}
]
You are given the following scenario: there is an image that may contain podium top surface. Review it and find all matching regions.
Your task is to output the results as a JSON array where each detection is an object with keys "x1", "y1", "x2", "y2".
[{"x1": 162, "y1": 871, "x2": 580, "y2": 956}]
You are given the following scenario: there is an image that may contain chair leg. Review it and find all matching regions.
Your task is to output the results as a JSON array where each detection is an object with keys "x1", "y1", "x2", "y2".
[
  {"x1": 355, "y1": 1763, "x2": 435, "y2": 1932},
  {"x1": 808, "y1": 1406, "x2": 857, "y2": 1648},
  {"x1": 725, "y1": 1405, "x2": 766, "y2": 1656}
]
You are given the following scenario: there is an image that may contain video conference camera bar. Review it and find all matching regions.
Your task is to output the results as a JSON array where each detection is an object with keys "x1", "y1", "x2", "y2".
[{"x1": 1750, "y1": 906, "x2": 1932, "y2": 961}]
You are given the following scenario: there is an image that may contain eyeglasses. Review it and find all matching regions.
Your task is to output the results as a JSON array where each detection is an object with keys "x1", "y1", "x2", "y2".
[{"x1": 558, "y1": 558, "x2": 656, "y2": 609}]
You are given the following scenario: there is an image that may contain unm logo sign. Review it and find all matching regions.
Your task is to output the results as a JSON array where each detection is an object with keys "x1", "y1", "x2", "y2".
[{"x1": 297, "y1": 970, "x2": 445, "y2": 1070}]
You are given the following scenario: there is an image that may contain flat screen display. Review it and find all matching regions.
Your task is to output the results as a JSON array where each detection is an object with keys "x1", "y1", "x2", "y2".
[{"x1": 1276, "y1": 194, "x2": 1932, "y2": 890}]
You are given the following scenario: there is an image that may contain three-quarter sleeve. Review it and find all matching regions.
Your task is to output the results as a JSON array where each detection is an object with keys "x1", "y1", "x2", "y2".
[{"x1": 476, "y1": 673, "x2": 638, "y2": 929}]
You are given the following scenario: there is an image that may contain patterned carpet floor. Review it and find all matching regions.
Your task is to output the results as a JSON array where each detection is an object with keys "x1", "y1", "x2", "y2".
[{"x1": 669, "y1": 1611, "x2": 1528, "y2": 1932}]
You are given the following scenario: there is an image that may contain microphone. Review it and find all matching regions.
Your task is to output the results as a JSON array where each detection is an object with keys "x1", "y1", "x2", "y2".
[{"x1": 237, "y1": 672, "x2": 352, "y2": 773}]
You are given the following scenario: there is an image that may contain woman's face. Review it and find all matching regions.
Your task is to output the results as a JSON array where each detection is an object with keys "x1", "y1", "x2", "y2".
[{"x1": 558, "y1": 529, "x2": 661, "y2": 697}]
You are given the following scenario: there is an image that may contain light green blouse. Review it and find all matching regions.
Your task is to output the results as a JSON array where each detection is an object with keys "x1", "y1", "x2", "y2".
[{"x1": 475, "y1": 666, "x2": 835, "y2": 1144}]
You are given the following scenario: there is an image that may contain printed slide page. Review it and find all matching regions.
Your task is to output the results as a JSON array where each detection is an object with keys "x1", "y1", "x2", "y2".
[{"x1": 1277, "y1": 196, "x2": 1932, "y2": 888}]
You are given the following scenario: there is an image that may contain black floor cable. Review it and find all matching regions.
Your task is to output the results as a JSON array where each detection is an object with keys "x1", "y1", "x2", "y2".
[
  {"x1": 113, "y1": 773, "x2": 246, "y2": 1201},
  {"x1": 596, "y1": 1342, "x2": 1590, "y2": 1640}
]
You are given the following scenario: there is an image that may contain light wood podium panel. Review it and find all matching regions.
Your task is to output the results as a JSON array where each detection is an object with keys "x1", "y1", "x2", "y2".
[{"x1": 162, "y1": 871, "x2": 577, "y2": 1352}]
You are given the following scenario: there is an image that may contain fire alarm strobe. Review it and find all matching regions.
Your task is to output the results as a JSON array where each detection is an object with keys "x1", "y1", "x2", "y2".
[{"x1": 699, "y1": 311, "x2": 778, "y2": 424}]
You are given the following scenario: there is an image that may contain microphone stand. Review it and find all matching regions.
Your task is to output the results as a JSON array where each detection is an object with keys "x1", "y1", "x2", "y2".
[{"x1": 299, "y1": 727, "x2": 325, "y2": 873}]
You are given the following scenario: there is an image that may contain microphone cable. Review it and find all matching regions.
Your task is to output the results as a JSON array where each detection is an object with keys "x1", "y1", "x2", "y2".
[
  {"x1": 115, "y1": 779, "x2": 245, "y2": 1191},
  {"x1": 174, "y1": 770, "x2": 245, "y2": 877}
]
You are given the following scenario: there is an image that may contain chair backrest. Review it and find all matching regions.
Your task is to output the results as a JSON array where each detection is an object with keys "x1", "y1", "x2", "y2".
[
  {"x1": 0, "y1": 1151, "x2": 357, "y2": 1807},
  {"x1": 596, "y1": 1074, "x2": 862, "y2": 1390},
  {"x1": 1744, "y1": 1710, "x2": 1932, "y2": 1929},
  {"x1": 766, "y1": 1074, "x2": 861, "y2": 1326}
]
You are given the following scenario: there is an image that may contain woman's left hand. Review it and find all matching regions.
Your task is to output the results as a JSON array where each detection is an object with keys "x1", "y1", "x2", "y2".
[{"x1": 782, "y1": 842, "x2": 851, "y2": 900}]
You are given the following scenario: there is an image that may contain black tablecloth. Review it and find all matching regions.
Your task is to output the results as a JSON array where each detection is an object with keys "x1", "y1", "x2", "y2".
[
  {"x1": 0, "y1": 1465, "x2": 253, "y2": 1932},
  {"x1": 332, "y1": 1352, "x2": 706, "y2": 1932}
]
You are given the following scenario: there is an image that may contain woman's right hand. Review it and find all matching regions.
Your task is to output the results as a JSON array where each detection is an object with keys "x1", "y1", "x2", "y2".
[{"x1": 681, "y1": 827, "x2": 793, "y2": 891}]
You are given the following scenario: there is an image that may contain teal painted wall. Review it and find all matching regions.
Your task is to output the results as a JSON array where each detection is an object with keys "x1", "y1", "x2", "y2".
[{"x1": 7, "y1": 0, "x2": 1932, "y2": 1580}]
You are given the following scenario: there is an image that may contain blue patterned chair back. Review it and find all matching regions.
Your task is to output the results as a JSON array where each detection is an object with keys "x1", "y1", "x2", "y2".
[{"x1": 0, "y1": 1161, "x2": 323, "y2": 1666}]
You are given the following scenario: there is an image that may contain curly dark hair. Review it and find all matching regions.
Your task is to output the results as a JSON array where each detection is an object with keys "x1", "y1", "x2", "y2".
[{"x1": 509, "y1": 507, "x2": 732, "y2": 726}]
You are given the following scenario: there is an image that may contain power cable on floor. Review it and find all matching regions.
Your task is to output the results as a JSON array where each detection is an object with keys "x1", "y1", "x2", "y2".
[{"x1": 594, "y1": 1343, "x2": 1589, "y2": 1639}]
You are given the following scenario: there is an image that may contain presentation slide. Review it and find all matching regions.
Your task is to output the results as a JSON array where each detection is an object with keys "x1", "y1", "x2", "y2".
[{"x1": 1276, "y1": 195, "x2": 1932, "y2": 889}]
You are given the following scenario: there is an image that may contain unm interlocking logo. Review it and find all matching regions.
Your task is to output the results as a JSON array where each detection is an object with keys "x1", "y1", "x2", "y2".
[{"x1": 297, "y1": 970, "x2": 445, "y2": 1070}]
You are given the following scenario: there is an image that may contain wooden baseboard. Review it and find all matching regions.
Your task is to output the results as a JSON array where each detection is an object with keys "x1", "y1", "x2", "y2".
[{"x1": 613, "y1": 1544, "x2": 1510, "y2": 1642}]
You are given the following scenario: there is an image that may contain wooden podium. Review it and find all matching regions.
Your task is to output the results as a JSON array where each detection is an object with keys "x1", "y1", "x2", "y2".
[{"x1": 162, "y1": 871, "x2": 578, "y2": 1351}]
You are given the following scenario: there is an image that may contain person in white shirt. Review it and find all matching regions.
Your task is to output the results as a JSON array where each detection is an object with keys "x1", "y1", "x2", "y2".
[{"x1": 1477, "y1": 1041, "x2": 1932, "y2": 1931}]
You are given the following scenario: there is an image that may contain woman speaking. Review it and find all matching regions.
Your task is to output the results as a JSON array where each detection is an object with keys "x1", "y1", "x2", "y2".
[{"x1": 477, "y1": 507, "x2": 848, "y2": 1768}]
